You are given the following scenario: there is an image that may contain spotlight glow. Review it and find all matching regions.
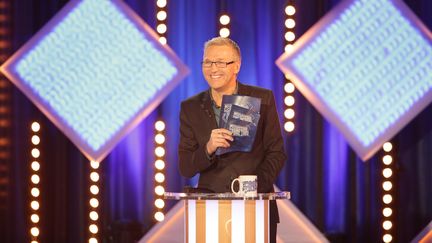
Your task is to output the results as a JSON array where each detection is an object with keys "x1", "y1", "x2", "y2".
[
  {"x1": 276, "y1": 0, "x2": 432, "y2": 161},
  {"x1": 0, "y1": 0, "x2": 189, "y2": 162}
]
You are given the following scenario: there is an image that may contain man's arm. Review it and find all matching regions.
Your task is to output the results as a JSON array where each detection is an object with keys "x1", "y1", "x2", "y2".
[
  {"x1": 178, "y1": 102, "x2": 216, "y2": 178},
  {"x1": 255, "y1": 91, "x2": 286, "y2": 192}
]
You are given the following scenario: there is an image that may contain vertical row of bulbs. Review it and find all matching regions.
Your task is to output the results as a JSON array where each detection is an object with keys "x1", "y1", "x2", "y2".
[
  {"x1": 156, "y1": 0, "x2": 168, "y2": 45},
  {"x1": 283, "y1": 2, "x2": 296, "y2": 133},
  {"x1": 154, "y1": 0, "x2": 168, "y2": 223},
  {"x1": 382, "y1": 142, "x2": 394, "y2": 243},
  {"x1": 219, "y1": 13, "x2": 230, "y2": 38},
  {"x1": 88, "y1": 160, "x2": 101, "y2": 243},
  {"x1": 154, "y1": 120, "x2": 166, "y2": 222},
  {"x1": 30, "y1": 122, "x2": 41, "y2": 243}
]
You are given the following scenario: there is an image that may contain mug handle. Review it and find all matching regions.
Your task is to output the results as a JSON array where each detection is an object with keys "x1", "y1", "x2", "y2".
[{"x1": 231, "y1": 178, "x2": 240, "y2": 193}]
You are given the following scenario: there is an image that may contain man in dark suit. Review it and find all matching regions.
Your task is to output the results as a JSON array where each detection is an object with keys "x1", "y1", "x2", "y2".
[{"x1": 178, "y1": 37, "x2": 286, "y2": 242}]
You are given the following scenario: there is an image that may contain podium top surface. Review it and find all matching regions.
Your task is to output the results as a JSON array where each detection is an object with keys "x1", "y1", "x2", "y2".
[{"x1": 164, "y1": 191, "x2": 290, "y2": 200}]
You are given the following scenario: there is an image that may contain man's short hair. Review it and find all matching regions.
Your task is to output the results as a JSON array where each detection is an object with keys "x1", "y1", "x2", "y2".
[{"x1": 204, "y1": 37, "x2": 241, "y2": 61}]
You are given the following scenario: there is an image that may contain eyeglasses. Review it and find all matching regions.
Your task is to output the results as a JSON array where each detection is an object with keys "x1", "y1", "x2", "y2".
[{"x1": 201, "y1": 61, "x2": 235, "y2": 68}]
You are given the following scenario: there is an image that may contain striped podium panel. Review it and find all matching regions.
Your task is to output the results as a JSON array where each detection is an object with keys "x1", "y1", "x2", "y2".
[{"x1": 185, "y1": 200, "x2": 269, "y2": 243}]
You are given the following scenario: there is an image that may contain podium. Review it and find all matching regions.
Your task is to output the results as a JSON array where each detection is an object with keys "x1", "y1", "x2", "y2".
[{"x1": 164, "y1": 192, "x2": 290, "y2": 243}]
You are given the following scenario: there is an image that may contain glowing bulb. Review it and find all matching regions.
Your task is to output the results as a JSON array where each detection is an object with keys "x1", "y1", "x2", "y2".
[
  {"x1": 31, "y1": 188, "x2": 40, "y2": 197},
  {"x1": 383, "y1": 194, "x2": 392, "y2": 204},
  {"x1": 285, "y1": 5, "x2": 296, "y2": 16},
  {"x1": 159, "y1": 37, "x2": 167, "y2": 45},
  {"x1": 284, "y1": 82, "x2": 295, "y2": 93},
  {"x1": 219, "y1": 15, "x2": 230, "y2": 25},
  {"x1": 154, "y1": 212, "x2": 165, "y2": 221},
  {"x1": 90, "y1": 185, "x2": 99, "y2": 195},
  {"x1": 285, "y1": 18, "x2": 296, "y2": 28},
  {"x1": 284, "y1": 121, "x2": 295, "y2": 132},
  {"x1": 383, "y1": 234, "x2": 392, "y2": 243},
  {"x1": 383, "y1": 207, "x2": 392, "y2": 217},
  {"x1": 285, "y1": 31, "x2": 296, "y2": 42},
  {"x1": 31, "y1": 214, "x2": 40, "y2": 223},
  {"x1": 90, "y1": 172, "x2": 100, "y2": 182},
  {"x1": 383, "y1": 168, "x2": 392, "y2": 178},
  {"x1": 31, "y1": 201, "x2": 40, "y2": 210},
  {"x1": 90, "y1": 161, "x2": 100, "y2": 169},
  {"x1": 382, "y1": 181, "x2": 392, "y2": 191},
  {"x1": 90, "y1": 211, "x2": 99, "y2": 221},
  {"x1": 155, "y1": 121, "x2": 165, "y2": 131},
  {"x1": 284, "y1": 109, "x2": 295, "y2": 119},
  {"x1": 90, "y1": 198, "x2": 99, "y2": 208},
  {"x1": 383, "y1": 220, "x2": 393, "y2": 230},
  {"x1": 157, "y1": 10, "x2": 167, "y2": 21},
  {"x1": 31, "y1": 175, "x2": 40, "y2": 184},
  {"x1": 155, "y1": 159, "x2": 165, "y2": 170},
  {"x1": 31, "y1": 148, "x2": 40, "y2": 158},
  {"x1": 155, "y1": 147, "x2": 165, "y2": 157},
  {"x1": 155, "y1": 134, "x2": 166, "y2": 144},
  {"x1": 155, "y1": 185, "x2": 165, "y2": 196},
  {"x1": 383, "y1": 142, "x2": 392, "y2": 152},
  {"x1": 31, "y1": 161, "x2": 40, "y2": 171},
  {"x1": 383, "y1": 155, "x2": 393, "y2": 165},
  {"x1": 156, "y1": 0, "x2": 167, "y2": 8},
  {"x1": 89, "y1": 238, "x2": 98, "y2": 243},
  {"x1": 219, "y1": 28, "x2": 230, "y2": 38},
  {"x1": 89, "y1": 224, "x2": 98, "y2": 234},
  {"x1": 155, "y1": 198, "x2": 165, "y2": 209},
  {"x1": 31, "y1": 122, "x2": 40, "y2": 132},
  {"x1": 32, "y1": 135, "x2": 40, "y2": 145},
  {"x1": 157, "y1": 24, "x2": 167, "y2": 34},
  {"x1": 284, "y1": 96, "x2": 295, "y2": 106},
  {"x1": 285, "y1": 44, "x2": 294, "y2": 53},
  {"x1": 155, "y1": 172, "x2": 165, "y2": 183},
  {"x1": 30, "y1": 227, "x2": 39, "y2": 237}
]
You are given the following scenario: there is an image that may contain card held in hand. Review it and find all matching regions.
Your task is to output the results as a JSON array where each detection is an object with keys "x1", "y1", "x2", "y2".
[{"x1": 216, "y1": 95, "x2": 261, "y2": 155}]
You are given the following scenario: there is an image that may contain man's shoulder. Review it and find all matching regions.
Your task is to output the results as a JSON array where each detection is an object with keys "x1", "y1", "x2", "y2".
[
  {"x1": 240, "y1": 83, "x2": 273, "y2": 100},
  {"x1": 181, "y1": 90, "x2": 208, "y2": 106}
]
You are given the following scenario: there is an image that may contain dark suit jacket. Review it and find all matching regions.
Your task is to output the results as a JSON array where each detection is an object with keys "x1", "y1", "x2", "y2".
[{"x1": 178, "y1": 82, "x2": 286, "y2": 222}]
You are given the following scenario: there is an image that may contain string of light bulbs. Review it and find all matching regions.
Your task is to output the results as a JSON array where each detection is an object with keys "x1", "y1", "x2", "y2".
[
  {"x1": 382, "y1": 142, "x2": 395, "y2": 243},
  {"x1": 283, "y1": 2, "x2": 296, "y2": 133},
  {"x1": 30, "y1": 122, "x2": 41, "y2": 243}
]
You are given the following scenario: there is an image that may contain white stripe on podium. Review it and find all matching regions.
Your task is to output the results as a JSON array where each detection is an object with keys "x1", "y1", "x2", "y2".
[
  {"x1": 206, "y1": 200, "x2": 219, "y2": 243},
  {"x1": 256, "y1": 200, "x2": 265, "y2": 243},
  {"x1": 188, "y1": 200, "x2": 196, "y2": 243},
  {"x1": 232, "y1": 200, "x2": 245, "y2": 243}
]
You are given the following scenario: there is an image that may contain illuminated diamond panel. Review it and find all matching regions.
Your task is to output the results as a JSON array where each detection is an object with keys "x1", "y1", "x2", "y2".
[
  {"x1": 0, "y1": 0, "x2": 189, "y2": 162},
  {"x1": 276, "y1": 0, "x2": 432, "y2": 160}
]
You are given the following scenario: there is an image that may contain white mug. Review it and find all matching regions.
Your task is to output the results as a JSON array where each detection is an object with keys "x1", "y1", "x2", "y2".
[{"x1": 231, "y1": 175, "x2": 258, "y2": 197}]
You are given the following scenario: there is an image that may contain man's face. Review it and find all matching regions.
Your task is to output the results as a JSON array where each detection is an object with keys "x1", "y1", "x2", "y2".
[{"x1": 202, "y1": 45, "x2": 240, "y2": 92}]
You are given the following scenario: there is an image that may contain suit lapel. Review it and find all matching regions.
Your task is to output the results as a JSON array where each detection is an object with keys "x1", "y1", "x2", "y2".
[{"x1": 200, "y1": 90, "x2": 218, "y2": 129}]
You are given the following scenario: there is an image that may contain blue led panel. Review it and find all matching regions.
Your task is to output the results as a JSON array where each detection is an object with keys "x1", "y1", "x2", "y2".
[
  {"x1": 0, "y1": 0, "x2": 189, "y2": 162},
  {"x1": 276, "y1": 0, "x2": 432, "y2": 161}
]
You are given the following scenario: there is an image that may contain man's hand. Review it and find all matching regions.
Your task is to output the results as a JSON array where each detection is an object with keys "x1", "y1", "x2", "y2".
[{"x1": 206, "y1": 128, "x2": 234, "y2": 155}]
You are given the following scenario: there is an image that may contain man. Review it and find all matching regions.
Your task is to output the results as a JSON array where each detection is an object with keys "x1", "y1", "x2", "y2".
[{"x1": 178, "y1": 37, "x2": 286, "y2": 242}]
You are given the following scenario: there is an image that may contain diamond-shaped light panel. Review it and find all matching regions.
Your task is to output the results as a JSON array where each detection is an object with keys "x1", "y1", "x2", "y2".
[
  {"x1": 276, "y1": 0, "x2": 432, "y2": 161},
  {"x1": 0, "y1": 0, "x2": 189, "y2": 162}
]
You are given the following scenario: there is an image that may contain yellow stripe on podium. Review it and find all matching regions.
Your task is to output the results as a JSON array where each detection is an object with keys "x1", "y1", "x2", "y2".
[
  {"x1": 196, "y1": 200, "x2": 206, "y2": 242},
  {"x1": 219, "y1": 200, "x2": 231, "y2": 242}
]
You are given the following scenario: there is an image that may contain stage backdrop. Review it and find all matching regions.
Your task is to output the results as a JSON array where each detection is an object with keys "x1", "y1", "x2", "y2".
[{"x1": 2, "y1": 0, "x2": 431, "y2": 243}]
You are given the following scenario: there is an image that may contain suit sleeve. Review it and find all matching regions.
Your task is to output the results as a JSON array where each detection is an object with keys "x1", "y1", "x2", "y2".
[
  {"x1": 178, "y1": 101, "x2": 216, "y2": 178},
  {"x1": 255, "y1": 91, "x2": 287, "y2": 192}
]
